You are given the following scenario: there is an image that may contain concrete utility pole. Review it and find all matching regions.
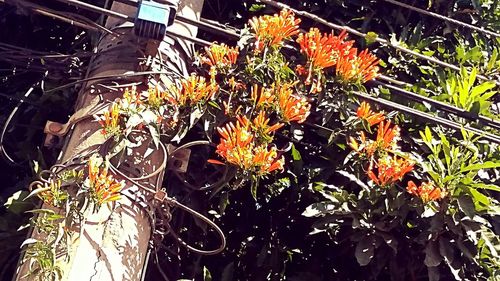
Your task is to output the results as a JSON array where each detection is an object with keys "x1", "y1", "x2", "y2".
[{"x1": 14, "y1": 0, "x2": 203, "y2": 280}]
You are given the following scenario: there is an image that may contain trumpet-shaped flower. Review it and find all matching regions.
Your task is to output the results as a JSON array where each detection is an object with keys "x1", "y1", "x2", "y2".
[
  {"x1": 367, "y1": 155, "x2": 414, "y2": 186},
  {"x1": 98, "y1": 102, "x2": 121, "y2": 136},
  {"x1": 253, "y1": 111, "x2": 284, "y2": 138},
  {"x1": 122, "y1": 86, "x2": 142, "y2": 108},
  {"x1": 297, "y1": 28, "x2": 353, "y2": 71},
  {"x1": 336, "y1": 48, "x2": 379, "y2": 83},
  {"x1": 356, "y1": 102, "x2": 385, "y2": 126},
  {"x1": 407, "y1": 181, "x2": 446, "y2": 203},
  {"x1": 252, "y1": 144, "x2": 285, "y2": 174},
  {"x1": 202, "y1": 43, "x2": 239, "y2": 68},
  {"x1": 375, "y1": 121, "x2": 401, "y2": 152},
  {"x1": 87, "y1": 156, "x2": 123, "y2": 206},
  {"x1": 296, "y1": 28, "x2": 355, "y2": 91},
  {"x1": 167, "y1": 74, "x2": 219, "y2": 106},
  {"x1": 276, "y1": 83, "x2": 311, "y2": 123},
  {"x1": 215, "y1": 117, "x2": 284, "y2": 175},
  {"x1": 251, "y1": 84, "x2": 275, "y2": 108},
  {"x1": 249, "y1": 9, "x2": 301, "y2": 52}
]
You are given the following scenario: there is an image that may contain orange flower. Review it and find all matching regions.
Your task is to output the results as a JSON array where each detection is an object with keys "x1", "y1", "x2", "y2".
[
  {"x1": 251, "y1": 84, "x2": 275, "y2": 108},
  {"x1": 297, "y1": 28, "x2": 353, "y2": 71},
  {"x1": 87, "y1": 156, "x2": 123, "y2": 206},
  {"x1": 167, "y1": 74, "x2": 219, "y2": 106},
  {"x1": 216, "y1": 118, "x2": 254, "y2": 166},
  {"x1": 407, "y1": 181, "x2": 446, "y2": 203},
  {"x1": 349, "y1": 121, "x2": 399, "y2": 158},
  {"x1": 215, "y1": 117, "x2": 284, "y2": 175},
  {"x1": 202, "y1": 43, "x2": 239, "y2": 68},
  {"x1": 252, "y1": 144, "x2": 285, "y2": 174},
  {"x1": 276, "y1": 83, "x2": 310, "y2": 123},
  {"x1": 336, "y1": 48, "x2": 379, "y2": 83},
  {"x1": 296, "y1": 28, "x2": 355, "y2": 92},
  {"x1": 32, "y1": 179, "x2": 66, "y2": 207},
  {"x1": 375, "y1": 121, "x2": 400, "y2": 152},
  {"x1": 356, "y1": 49, "x2": 380, "y2": 82},
  {"x1": 122, "y1": 86, "x2": 142, "y2": 107},
  {"x1": 356, "y1": 102, "x2": 385, "y2": 126},
  {"x1": 249, "y1": 9, "x2": 301, "y2": 52},
  {"x1": 253, "y1": 111, "x2": 284, "y2": 138},
  {"x1": 98, "y1": 102, "x2": 121, "y2": 136},
  {"x1": 146, "y1": 84, "x2": 167, "y2": 108},
  {"x1": 367, "y1": 155, "x2": 414, "y2": 186}
]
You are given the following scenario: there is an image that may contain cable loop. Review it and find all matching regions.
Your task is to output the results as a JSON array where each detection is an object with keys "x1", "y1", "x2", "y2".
[{"x1": 164, "y1": 198, "x2": 226, "y2": 255}]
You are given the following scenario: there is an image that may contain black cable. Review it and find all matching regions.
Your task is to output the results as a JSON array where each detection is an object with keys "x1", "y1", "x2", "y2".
[
  {"x1": 55, "y1": 0, "x2": 240, "y2": 40},
  {"x1": 259, "y1": 0, "x2": 500, "y2": 86},
  {"x1": 353, "y1": 92, "x2": 500, "y2": 144},
  {"x1": 0, "y1": 80, "x2": 43, "y2": 166},
  {"x1": 370, "y1": 80, "x2": 500, "y2": 131},
  {"x1": 44, "y1": 70, "x2": 183, "y2": 94},
  {"x1": 381, "y1": 0, "x2": 500, "y2": 38}
]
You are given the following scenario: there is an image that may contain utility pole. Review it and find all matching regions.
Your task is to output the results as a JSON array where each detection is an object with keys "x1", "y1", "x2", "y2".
[{"x1": 14, "y1": 0, "x2": 204, "y2": 280}]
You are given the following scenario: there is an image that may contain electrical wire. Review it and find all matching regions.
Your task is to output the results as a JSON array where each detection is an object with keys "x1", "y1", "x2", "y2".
[
  {"x1": 0, "y1": 80, "x2": 42, "y2": 166},
  {"x1": 8, "y1": 0, "x2": 500, "y2": 144},
  {"x1": 370, "y1": 80, "x2": 500, "y2": 131},
  {"x1": 381, "y1": 0, "x2": 500, "y2": 38},
  {"x1": 70, "y1": 0, "x2": 241, "y2": 40},
  {"x1": 44, "y1": 70, "x2": 184, "y2": 94},
  {"x1": 258, "y1": 0, "x2": 500, "y2": 86},
  {"x1": 31, "y1": 0, "x2": 500, "y2": 134},
  {"x1": 7, "y1": 0, "x2": 115, "y2": 35},
  {"x1": 353, "y1": 92, "x2": 500, "y2": 144}
]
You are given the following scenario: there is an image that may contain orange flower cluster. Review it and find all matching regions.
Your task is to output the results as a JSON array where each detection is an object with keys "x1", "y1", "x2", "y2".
[
  {"x1": 367, "y1": 155, "x2": 414, "y2": 186},
  {"x1": 87, "y1": 157, "x2": 123, "y2": 206},
  {"x1": 98, "y1": 103, "x2": 121, "y2": 136},
  {"x1": 349, "y1": 120, "x2": 401, "y2": 157},
  {"x1": 297, "y1": 28, "x2": 353, "y2": 71},
  {"x1": 168, "y1": 74, "x2": 219, "y2": 107},
  {"x1": 349, "y1": 105, "x2": 413, "y2": 187},
  {"x1": 336, "y1": 49, "x2": 380, "y2": 83},
  {"x1": 356, "y1": 102, "x2": 385, "y2": 126},
  {"x1": 251, "y1": 111, "x2": 284, "y2": 138},
  {"x1": 407, "y1": 181, "x2": 445, "y2": 203},
  {"x1": 249, "y1": 9, "x2": 301, "y2": 52},
  {"x1": 146, "y1": 84, "x2": 172, "y2": 108},
  {"x1": 202, "y1": 43, "x2": 239, "y2": 68},
  {"x1": 251, "y1": 84, "x2": 275, "y2": 108},
  {"x1": 215, "y1": 117, "x2": 284, "y2": 175},
  {"x1": 276, "y1": 83, "x2": 311, "y2": 123},
  {"x1": 32, "y1": 179, "x2": 66, "y2": 207},
  {"x1": 122, "y1": 86, "x2": 142, "y2": 107},
  {"x1": 297, "y1": 27, "x2": 379, "y2": 90}
]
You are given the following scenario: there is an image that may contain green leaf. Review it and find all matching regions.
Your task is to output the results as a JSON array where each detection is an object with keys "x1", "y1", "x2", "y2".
[
  {"x1": 302, "y1": 202, "x2": 333, "y2": 217},
  {"x1": 218, "y1": 192, "x2": 229, "y2": 215},
  {"x1": 424, "y1": 241, "x2": 442, "y2": 267},
  {"x1": 290, "y1": 143, "x2": 302, "y2": 161},
  {"x1": 469, "y1": 188, "x2": 490, "y2": 210},
  {"x1": 458, "y1": 195, "x2": 476, "y2": 218},
  {"x1": 470, "y1": 82, "x2": 495, "y2": 98},
  {"x1": 460, "y1": 161, "x2": 500, "y2": 172},
  {"x1": 355, "y1": 235, "x2": 374, "y2": 266},
  {"x1": 249, "y1": 4, "x2": 265, "y2": 12},
  {"x1": 471, "y1": 183, "x2": 500, "y2": 192},
  {"x1": 486, "y1": 48, "x2": 498, "y2": 71},
  {"x1": 365, "y1": 31, "x2": 378, "y2": 45},
  {"x1": 203, "y1": 266, "x2": 212, "y2": 281},
  {"x1": 250, "y1": 178, "x2": 258, "y2": 201}
]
